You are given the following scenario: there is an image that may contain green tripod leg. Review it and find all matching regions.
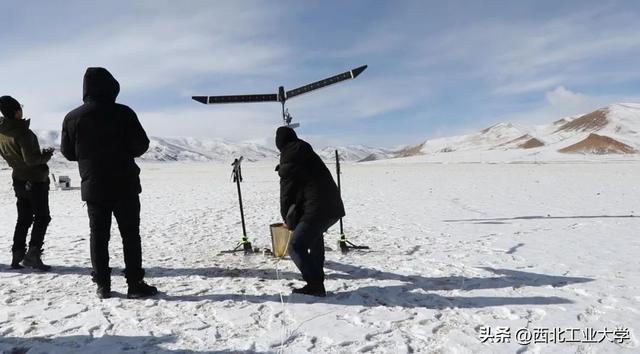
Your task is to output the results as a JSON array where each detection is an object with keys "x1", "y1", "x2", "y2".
[{"x1": 335, "y1": 150, "x2": 370, "y2": 253}]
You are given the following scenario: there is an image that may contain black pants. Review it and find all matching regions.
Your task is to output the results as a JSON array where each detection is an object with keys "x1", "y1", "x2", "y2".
[
  {"x1": 87, "y1": 196, "x2": 144, "y2": 285},
  {"x1": 288, "y1": 218, "x2": 338, "y2": 287},
  {"x1": 12, "y1": 179, "x2": 51, "y2": 252}
]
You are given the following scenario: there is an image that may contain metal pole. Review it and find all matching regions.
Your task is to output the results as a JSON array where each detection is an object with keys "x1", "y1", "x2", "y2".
[
  {"x1": 236, "y1": 169, "x2": 247, "y2": 237},
  {"x1": 335, "y1": 150, "x2": 344, "y2": 235},
  {"x1": 335, "y1": 150, "x2": 369, "y2": 252}
]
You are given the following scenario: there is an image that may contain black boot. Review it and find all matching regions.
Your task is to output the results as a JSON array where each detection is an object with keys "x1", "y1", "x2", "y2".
[
  {"x1": 22, "y1": 247, "x2": 51, "y2": 271},
  {"x1": 127, "y1": 280, "x2": 158, "y2": 299},
  {"x1": 11, "y1": 248, "x2": 26, "y2": 269},
  {"x1": 92, "y1": 269, "x2": 112, "y2": 299},
  {"x1": 292, "y1": 283, "x2": 326, "y2": 297},
  {"x1": 96, "y1": 282, "x2": 112, "y2": 299}
]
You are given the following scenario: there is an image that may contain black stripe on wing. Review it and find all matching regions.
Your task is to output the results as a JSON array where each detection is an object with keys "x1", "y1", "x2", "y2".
[{"x1": 192, "y1": 94, "x2": 278, "y2": 104}]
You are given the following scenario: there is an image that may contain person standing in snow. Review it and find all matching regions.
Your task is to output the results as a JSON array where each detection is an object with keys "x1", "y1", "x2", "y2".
[
  {"x1": 61, "y1": 67, "x2": 157, "y2": 299},
  {"x1": 0, "y1": 96, "x2": 53, "y2": 271},
  {"x1": 276, "y1": 126, "x2": 345, "y2": 297}
]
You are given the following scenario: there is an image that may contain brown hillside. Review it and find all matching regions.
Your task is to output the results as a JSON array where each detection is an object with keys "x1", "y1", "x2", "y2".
[
  {"x1": 495, "y1": 134, "x2": 545, "y2": 149},
  {"x1": 558, "y1": 133, "x2": 637, "y2": 154},
  {"x1": 519, "y1": 137, "x2": 545, "y2": 149},
  {"x1": 358, "y1": 154, "x2": 379, "y2": 162},
  {"x1": 395, "y1": 142, "x2": 425, "y2": 157},
  {"x1": 555, "y1": 109, "x2": 609, "y2": 133},
  {"x1": 496, "y1": 134, "x2": 529, "y2": 147}
]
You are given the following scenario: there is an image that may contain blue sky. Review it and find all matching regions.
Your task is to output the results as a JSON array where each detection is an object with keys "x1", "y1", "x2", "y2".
[{"x1": 1, "y1": 0, "x2": 640, "y2": 148}]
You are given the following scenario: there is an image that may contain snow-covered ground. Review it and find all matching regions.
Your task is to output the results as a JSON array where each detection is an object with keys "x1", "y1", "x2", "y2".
[{"x1": 1, "y1": 160, "x2": 639, "y2": 353}]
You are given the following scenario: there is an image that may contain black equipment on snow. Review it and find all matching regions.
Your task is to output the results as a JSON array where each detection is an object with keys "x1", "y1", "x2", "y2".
[
  {"x1": 192, "y1": 65, "x2": 367, "y2": 128},
  {"x1": 335, "y1": 150, "x2": 370, "y2": 253},
  {"x1": 221, "y1": 156, "x2": 256, "y2": 254}
]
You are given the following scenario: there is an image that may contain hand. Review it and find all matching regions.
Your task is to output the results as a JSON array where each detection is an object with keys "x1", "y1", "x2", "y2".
[{"x1": 282, "y1": 222, "x2": 288, "y2": 229}]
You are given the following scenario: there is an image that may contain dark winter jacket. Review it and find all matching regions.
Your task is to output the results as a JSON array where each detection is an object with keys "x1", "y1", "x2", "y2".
[
  {"x1": 61, "y1": 67, "x2": 149, "y2": 202},
  {"x1": 276, "y1": 127, "x2": 345, "y2": 226},
  {"x1": 0, "y1": 117, "x2": 51, "y2": 182}
]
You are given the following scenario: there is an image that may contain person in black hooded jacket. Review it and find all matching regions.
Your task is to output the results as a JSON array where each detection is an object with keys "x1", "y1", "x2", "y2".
[
  {"x1": 61, "y1": 67, "x2": 157, "y2": 299},
  {"x1": 276, "y1": 126, "x2": 345, "y2": 297}
]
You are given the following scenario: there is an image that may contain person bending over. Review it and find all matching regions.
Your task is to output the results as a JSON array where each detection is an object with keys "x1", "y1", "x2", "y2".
[{"x1": 276, "y1": 126, "x2": 345, "y2": 297}]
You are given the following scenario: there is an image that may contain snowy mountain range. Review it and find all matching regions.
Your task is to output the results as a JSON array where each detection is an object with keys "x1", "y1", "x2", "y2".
[
  {"x1": 8, "y1": 131, "x2": 387, "y2": 165},
  {"x1": 317, "y1": 146, "x2": 395, "y2": 162},
  {"x1": 20, "y1": 133, "x2": 279, "y2": 164},
  {"x1": 2, "y1": 103, "x2": 639, "y2": 168},
  {"x1": 143, "y1": 137, "x2": 277, "y2": 162},
  {"x1": 389, "y1": 103, "x2": 640, "y2": 163}
]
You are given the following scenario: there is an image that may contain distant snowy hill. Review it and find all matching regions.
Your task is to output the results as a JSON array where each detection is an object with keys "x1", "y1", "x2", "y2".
[
  {"x1": 390, "y1": 103, "x2": 640, "y2": 163},
  {"x1": 143, "y1": 137, "x2": 278, "y2": 162},
  {"x1": 317, "y1": 146, "x2": 395, "y2": 162}
]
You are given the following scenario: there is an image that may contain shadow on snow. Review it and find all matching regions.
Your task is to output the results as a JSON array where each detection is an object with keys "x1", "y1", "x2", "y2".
[
  {"x1": 0, "y1": 260, "x2": 592, "y2": 309},
  {"x1": 159, "y1": 261, "x2": 591, "y2": 309},
  {"x1": 0, "y1": 334, "x2": 267, "y2": 354},
  {"x1": 444, "y1": 214, "x2": 639, "y2": 224}
]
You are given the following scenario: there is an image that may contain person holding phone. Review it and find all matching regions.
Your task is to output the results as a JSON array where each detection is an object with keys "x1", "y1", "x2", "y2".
[{"x1": 0, "y1": 96, "x2": 53, "y2": 271}]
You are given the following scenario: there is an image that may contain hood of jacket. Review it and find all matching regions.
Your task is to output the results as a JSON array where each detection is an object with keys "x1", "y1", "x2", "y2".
[
  {"x1": 0, "y1": 116, "x2": 30, "y2": 138},
  {"x1": 275, "y1": 126, "x2": 299, "y2": 151},
  {"x1": 83, "y1": 67, "x2": 120, "y2": 103}
]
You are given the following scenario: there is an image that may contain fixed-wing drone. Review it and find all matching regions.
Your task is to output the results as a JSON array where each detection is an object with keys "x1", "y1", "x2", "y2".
[{"x1": 192, "y1": 65, "x2": 367, "y2": 128}]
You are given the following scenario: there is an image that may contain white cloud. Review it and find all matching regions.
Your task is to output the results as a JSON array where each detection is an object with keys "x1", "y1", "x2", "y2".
[
  {"x1": 0, "y1": 3, "x2": 289, "y2": 134},
  {"x1": 498, "y1": 86, "x2": 605, "y2": 125},
  {"x1": 139, "y1": 104, "x2": 282, "y2": 142},
  {"x1": 545, "y1": 86, "x2": 589, "y2": 112},
  {"x1": 286, "y1": 78, "x2": 422, "y2": 123},
  {"x1": 492, "y1": 77, "x2": 563, "y2": 96},
  {"x1": 412, "y1": 7, "x2": 640, "y2": 98}
]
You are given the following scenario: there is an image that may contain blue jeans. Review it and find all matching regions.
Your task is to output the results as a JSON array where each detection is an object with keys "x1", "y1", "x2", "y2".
[{"x1": 289, "y1": 218, "x2": 338, "y2": 287}]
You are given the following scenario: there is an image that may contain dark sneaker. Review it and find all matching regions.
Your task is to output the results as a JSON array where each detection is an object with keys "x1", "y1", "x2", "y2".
[
  {"x1": 11, "y1": 249, "x2": 26, "y2": 269},
  {"x1": 22, "y1": 248, "x2": 51, "y2": 272},
  {"x1": 292, "y1": 284, "x2": 326, "y2": 297},
  {"x1": 96, "y1": 284, "x2": 112, "y2": 299},
  {"x1": 127, "y1": 281, "x2": 158, "y2": 299}
]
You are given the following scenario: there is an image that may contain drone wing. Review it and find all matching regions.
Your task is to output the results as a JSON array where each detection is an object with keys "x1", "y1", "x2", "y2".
[
  {"x1": 285, "y1": 65, "x2": 367, "y2": 100},
  {"x1": 192, "y1": 94, "x2": 278, "y2": 105}
]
